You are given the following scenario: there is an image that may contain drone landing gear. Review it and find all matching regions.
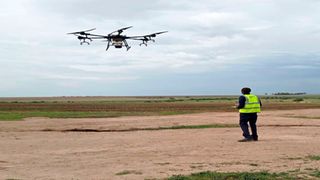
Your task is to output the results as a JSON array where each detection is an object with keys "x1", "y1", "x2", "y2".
[
  {"x1": 106, "y1": 40, "x2": 110, "y2": 51},
  {"x1": 79, "y1": 37, "x2": 92, "y2": 45},
  {"x1": 123, "y1": 40, "x2": 131, "y2": 51},
  {"x1": 80, "y1": 41, "x2": 90, "y2": 45},
  {"x1": 140, "y1": 41, "x2": 147, "y2": 46},
  {"x1": 139, "y1": 39, "x2": 155, "y2": 46}
]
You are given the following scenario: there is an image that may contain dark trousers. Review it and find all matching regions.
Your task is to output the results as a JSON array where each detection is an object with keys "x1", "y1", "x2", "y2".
[{"x1": 239, "y1": 113, "x2": 258, "y2": 140}]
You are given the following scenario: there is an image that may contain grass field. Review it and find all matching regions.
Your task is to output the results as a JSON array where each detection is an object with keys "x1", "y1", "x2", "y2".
[
  {"x1": 0, "y1": 95, "x2": 320, "y2": 120},
  {"x1": 1, "y1": 96, "x2": 320, "y2": 179}
]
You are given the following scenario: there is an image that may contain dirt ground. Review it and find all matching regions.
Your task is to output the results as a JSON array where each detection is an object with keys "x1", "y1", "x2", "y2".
[{"x1": 1, "y1": 109, "x2": 320, "y2": 179}]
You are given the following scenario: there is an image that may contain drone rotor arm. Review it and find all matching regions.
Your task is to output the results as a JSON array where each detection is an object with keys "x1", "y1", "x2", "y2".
[
  {"x1": 129, "y1": 38, "x2": 149, "y2": 46},
  {"x1": 127, "y1": 35, "x2": 145, "y2": 39},
  {"x1": 89, "y1": 36, "x2": 109, "y2": 40},
  {"x1": 108, "y1": 26, "x2": 133, "y2": 35},
  {"x1": 129, "y1": 38, "x2": 145, "y2": 41},
  {"x1": 87, "y1": 34, "x2": 108, "y2": 38}
]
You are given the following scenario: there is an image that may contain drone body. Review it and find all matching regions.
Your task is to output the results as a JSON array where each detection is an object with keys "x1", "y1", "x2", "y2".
[{"x1": 68, "y1": 26, "x2": 167, "y2": 51}]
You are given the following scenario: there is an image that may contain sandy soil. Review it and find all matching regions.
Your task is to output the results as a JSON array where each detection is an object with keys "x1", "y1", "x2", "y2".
[{"x1": 0, "y1": 109, "x2": 320, "y2": 179}]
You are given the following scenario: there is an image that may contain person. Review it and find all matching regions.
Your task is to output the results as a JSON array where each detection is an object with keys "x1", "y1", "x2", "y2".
[{"x1": 236, "y1": 87, "x2": 262, "y2": 142}]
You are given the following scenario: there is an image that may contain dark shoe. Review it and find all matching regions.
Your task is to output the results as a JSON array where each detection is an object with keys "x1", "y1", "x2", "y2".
[
  {"x1": 238, "y1": 138, "x2": 253, "y2": 142},
  {"x1": 253, "y1": 137, "x2": 258, "y2": 141}
]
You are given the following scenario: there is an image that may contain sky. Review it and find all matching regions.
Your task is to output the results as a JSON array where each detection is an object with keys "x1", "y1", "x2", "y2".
[{"x1": 1, "y1": 0, "x2": 320, "y2": 97}]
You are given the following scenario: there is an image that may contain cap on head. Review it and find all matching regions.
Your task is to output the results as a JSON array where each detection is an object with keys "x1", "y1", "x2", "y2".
[{"x1": 241, "y1": 87, "x2": 251, "y2": 94}]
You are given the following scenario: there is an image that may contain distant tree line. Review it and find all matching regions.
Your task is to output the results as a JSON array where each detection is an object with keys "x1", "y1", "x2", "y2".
[{"x1": 272, "y1": 92, "x2": 307, "y2": 95}]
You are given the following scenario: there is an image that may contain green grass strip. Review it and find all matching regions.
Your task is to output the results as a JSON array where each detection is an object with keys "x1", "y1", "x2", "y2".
[
  {"x1": 0, "y1": 111, "x2": 202, "y2": 121},
  {"x1": 0, "y1": 111, "x2": 129, "y2": 121},
  {"x1": 168, "y1": 171, "x2": 294, "y2": 180},
  {"x1": 307, "y1": 155, "x2": 320, "y2": 161},
  {"x1": 0, "y1": 112, "x2": 24, "y2": 121},
  {"x1": 310, "y1": 169, "x2": 320, "y2": 178}
]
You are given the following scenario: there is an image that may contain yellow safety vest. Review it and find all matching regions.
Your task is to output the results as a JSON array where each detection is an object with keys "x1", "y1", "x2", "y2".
[{"x1": 239, "y1": 94, "x2": 261, "y2": 113}]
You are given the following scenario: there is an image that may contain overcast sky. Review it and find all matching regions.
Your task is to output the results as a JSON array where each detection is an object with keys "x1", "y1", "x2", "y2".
[{"x1": 1, "y1": 0, "x2": 320, "y2": 97}]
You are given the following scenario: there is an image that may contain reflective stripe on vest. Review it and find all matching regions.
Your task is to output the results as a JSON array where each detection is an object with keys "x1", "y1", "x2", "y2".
[{"x1": 239, "y1": 94, "x2": 261, "y2": 113}]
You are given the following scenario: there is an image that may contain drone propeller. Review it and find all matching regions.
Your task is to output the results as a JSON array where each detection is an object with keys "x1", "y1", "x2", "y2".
[
  {"x1": 147, "y1": 31, "x2": 168, "y2": 37},
  {"x1": 109, "y1": 26, "x2": 133, "y2": 35},
  {"x1": 67, "y1": 28, "x2": 96, "y2": 35},
  {"x1": 128, "y1": 31, "x2": 168, "y2": 40}
]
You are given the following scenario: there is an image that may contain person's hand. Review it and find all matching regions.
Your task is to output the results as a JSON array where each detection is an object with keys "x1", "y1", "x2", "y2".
[{"x1": 233, "y1": 102, "x2": 238, "y2": 108}]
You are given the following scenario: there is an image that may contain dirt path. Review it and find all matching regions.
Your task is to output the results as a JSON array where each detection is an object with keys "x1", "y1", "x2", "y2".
[{"x1": 0, "y1": 109, "x2": 320, "y2": 179}]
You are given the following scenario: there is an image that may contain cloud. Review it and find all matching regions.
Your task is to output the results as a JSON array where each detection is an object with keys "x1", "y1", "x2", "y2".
[{"x1": 1, "y1": 0, "x2": 320, "y2": 96}]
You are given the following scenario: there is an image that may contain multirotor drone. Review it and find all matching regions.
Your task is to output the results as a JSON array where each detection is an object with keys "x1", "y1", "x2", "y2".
[{"x1": 67, "y1": 26, "x2": 167, "y2": 51}]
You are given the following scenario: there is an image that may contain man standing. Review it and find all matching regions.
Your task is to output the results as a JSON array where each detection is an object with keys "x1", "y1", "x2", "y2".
[{"x1": 236, "y1": 87, "x2": 261, "y2": 142}]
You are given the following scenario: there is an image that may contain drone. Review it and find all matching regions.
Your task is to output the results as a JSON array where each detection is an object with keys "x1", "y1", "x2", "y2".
[{"x1": 67, "y1": 26, "x2": 168, "y2": 51}]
